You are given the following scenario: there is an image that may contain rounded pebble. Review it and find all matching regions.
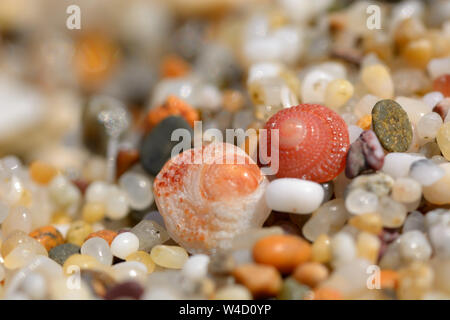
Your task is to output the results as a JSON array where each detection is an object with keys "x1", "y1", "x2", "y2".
[
  {"x1": 111, "y1": 232, "x2": 140, "y2": 260},
  {"x1": 150, "y1": 245, "x2": 188, "y2": 269},
  {"x1": 372, "y1": 99, "x2": 413, "y2": 152},
  {"x1": 253, "y1": 235, "x2": 311, "y2": 273},
  {"x1": 265, "y1": 178, "x2": 324, "y2": 214}
]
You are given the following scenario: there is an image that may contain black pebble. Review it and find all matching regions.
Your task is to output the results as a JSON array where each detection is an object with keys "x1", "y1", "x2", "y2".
[
  {"x1": 140, "y1": 116, "x2": 193, "y2": 176},
  {"x1": 48, "y1": 243, "x2": 81, "y2": 266}
]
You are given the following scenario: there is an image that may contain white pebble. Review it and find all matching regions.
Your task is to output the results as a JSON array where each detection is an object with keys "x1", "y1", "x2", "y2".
[
  {"x1": 111, "y1": 232, "x2": 139, "y2": 260},
  {"x1": 403, "y1": 211, "x2": 425, "y2": 233},
  {"x1": 20, "y1": 272, "x2": 47, "y2": 300},
  {"x1": 105, "y1": 186, "x2": 129, "y2": 220},
  {"x1": 417, "y1": 112, "x2": 442, "y2": 141},
  {"x1": 112, "y1": 261, "x2": 147, "y2": 283},
  {"x1": 85, "y1": 181, "x2": 110, "y2": 203},
  {"x1": 382, "y1": 152, "x2": 425, "y2": 179},
  {"x1": 301, "y1": 62, "x2": 346, "y2": 104},
  {"x1": 354, "y1": 94, "x2": 380, "y2": 118},
  {"x1": 119, "y1": 172, "x2": 154, "y2": 210},
  {"x1": 247, "y1": 62, "x2": 283, "y2": 84},
  {"x1": 345, "y1": 189, "x2": 378, "y2": 215},
  {"x1": 331, "y1": 232, "x2": 356, "y2": 267},
  {"x1": 429, "y1": 224, "x2": 450, "y2": 258},
  {"x1": 243, "y1": 36, "x2": 283, "y2": 64},
  {"x1": 378, "y1": 196, "x2": 407, "y2": 228},
  {"x1": 215, "y1": 285, "x2": 252, "y2": 300},
  {"x1": 423, "y1": 92, "x2": 444, "y2": 109},
  {"x1": 48, "y1": 175, "x2": 81, "y2": 212},
  {"x1": 391, "y1": 177, "x2": 422, "y2": 204},
  {"x1": 399, "y1": 230, "x2": 432, "y2": 262},
  {"x1": 182, "y1": 254, "x2": 210, "y2": 281},
  {"x1": 81, "y1": 237, "x2": 113, "y2": 266},
  {"x1": 265, "y1": 178, "x2": 324, "y2": 214},
  {"x1": 409, "y1": 159, "x2": 445, "y2": 186}
]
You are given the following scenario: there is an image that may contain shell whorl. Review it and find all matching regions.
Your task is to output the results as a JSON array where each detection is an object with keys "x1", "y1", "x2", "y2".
[{"x1": 153, "y1": 142, "x2": 271, "y2": 253}]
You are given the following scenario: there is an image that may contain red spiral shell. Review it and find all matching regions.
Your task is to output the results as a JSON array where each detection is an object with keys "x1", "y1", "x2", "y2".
[{"x1": 263, "y1": 104, "x2": 350, "y2": 183}]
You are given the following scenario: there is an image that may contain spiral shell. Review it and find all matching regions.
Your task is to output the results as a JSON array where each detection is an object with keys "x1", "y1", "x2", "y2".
[
  {"x1": 263, "y1": 104, "x2": 350, "y2": 183},
  {"x1": 153, "y1": 142, "x2": 271, "y2": 253}
]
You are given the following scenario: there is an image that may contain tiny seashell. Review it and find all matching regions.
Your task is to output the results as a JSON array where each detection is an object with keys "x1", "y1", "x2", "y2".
[
  {"x1": 263, "y1": 104, "x2": 350, "y2": 183},
  {"x1": 153, "y1": 142, "x2": 271, "y2": 253}
]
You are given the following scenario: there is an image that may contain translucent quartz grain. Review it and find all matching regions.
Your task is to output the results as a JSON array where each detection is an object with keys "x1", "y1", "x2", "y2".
[
  {"x1": 2, "y1": 175, "x2": 24, "y2": 205},
  {"x1": 377, "y1": 196, "x2": 407, "y2": 228},
  {"x1": 301, "y1": 69, "x2": 337, "y2": 104},
  {"x1": 130, "y1": 220, "x2": 170, "y2": 253},
  {"x1": 395, "y1": 97, "x2": 430, "y2": 126},
  {"x1": 48, "y1": 175, "x2": 81, "y2": 211},
  {"x1": 423, "y1": 163, "x2": 450, "y2": 205},
  {"x1": 4, "y1": 238, "x2": 48, "y2": 269},
  {"x1": 112, "y1": 261, "x2": 147, "y2": 284},
  {"x1": 409, "y1": 159, "x2": 445, "y2": 186},
  {"x1": 423, "y1": 92, "x2": 444, "y2": 108},
  {"x1": 324, "y1": 79, "x2": 354, "y2": 110},
  {"x1": 429, "y1": 224, "x2": 450, "y2": 258},
  {"x1": 391, "y1": 177, "x2": 422, "y2": 204},
  {"x1": 29, "y1": 161, "x2": 57, "y2": 185},
  {"x1": 356, "y1": 232, "x2": 380, "y2": 264},
  {"x1": 182, "y1": 254, "x2": 210, "y2": 281},
  {"x1": 437, "y1": 122, "x2": 450, "y2": 160},
  {"x1": 119, "y1": 172, "x2": 154, "y2": 210},
  {"x1": 399, "y1": 231, "x2": 432, "y2": 263},
  {"x1": 104, "y1": 185, "x2": 129, "y2": 220},
  {"x1": 1, "y1": 230, "x2": 34, "y2": 257},
  {"x1": 81, "y1": 237, "x2": 113, "y2": 266},
  {"x1": 382, "y1": 153, "x2": 425, "y2": 179},
  {"x1": 150, "y1": 245, "x2": 188, "y2": 269},
  {"x1": 361, "y1": 64, "x2": 394, "y2": 99},
  {"x1": 311, "y1": 234, "x2": 331, "y2": 264},
  {"x1": 21, "y1": 272, "x2": 47, "y2": 300},
  {"x1": 81, "y1": 202, "x2": 105, "y2": 223},
  {"x1": 402, "y1": 38, "x2": 433, "y2": 69},
  {"x1": 417, "y1": 112, "x2": 442, "y2": 141},
  {"x1": 62, "y1": 254, "x2": 102, "y2": 275},
  {"x1": 303, "y1": 199, "x2": 349, "y2": 242},
  {"x1": 110, "y1": 232, "x2": 139, "y2": 260},
  {"x1": 331, "y1": 232, "x2": 356, "y2": 267},
  {"x1": 214, "y1": 285, "x2": 252, "y2": 300},
  {"x1": 126, "y1": 251, "x2": 155, "y2": 273},
  {"x1": 85, "y1": 181, "x2": 110, "y2": 203},
  {"x1": 397, "y1": 262, "x2": 434, "y2": 300},
  {"x1": 354, "y1": 94, "x2": 380, "y2": 118},
  {"x1": 349, "y1": 213, "x2": 383, "y2": 235},
  {"x1": 2, "y1": 206, "x2": 32, "y2": 238},
  {"x1": 403, "y1": 211, "x2": 426, "y2": 233},
  {"x1": 345, "y1": 189, "x2": 379, "y2": 215}
]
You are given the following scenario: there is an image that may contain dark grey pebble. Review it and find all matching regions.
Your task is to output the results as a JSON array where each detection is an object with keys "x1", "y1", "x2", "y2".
[
  {"x1": 140, "y1": 116, "x2": 193, "y2": 176},
  {"x1": 49, "y1": 243, "x2": 81, "y2": 266}
]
